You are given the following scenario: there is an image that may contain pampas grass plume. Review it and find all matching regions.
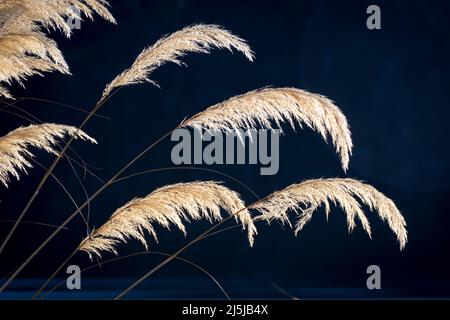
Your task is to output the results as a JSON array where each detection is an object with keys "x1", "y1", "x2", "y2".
[{"x1": 0, "y1": 123, "x2": 96, "y2": 187}]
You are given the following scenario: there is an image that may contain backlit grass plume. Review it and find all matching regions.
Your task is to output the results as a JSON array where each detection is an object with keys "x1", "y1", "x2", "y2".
[
  {"x1": 182, "y1": 87, "x2": 353, "y2": 171},
  {"x1": 0, "y1": 123, "x2": 96, "y2": 187},
  {"x1": 79, "y1": 181, "x2": 256, "y2": 259},
  {"x1": 252, "y1": 178, "x2": 407, "y2": 250},
  {"x1": 0, "y1": 32, "x2": 69, "y2": 96},
  {"x1": 0, "y1": 0, "x2": 115, "y2": 36},
  {"x1": 101, "y1": 24, "x2": 254, "y2": 99},
  {"x1": 0, "y1": 0, "x2": 115, "y2": 98}
]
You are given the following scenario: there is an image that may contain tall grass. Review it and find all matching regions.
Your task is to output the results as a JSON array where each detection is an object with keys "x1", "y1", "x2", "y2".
[
  {"x1": 0, "y1": 1, "x2": 408, "y2": 300},
  {"x1": 0, "y1": 23, "x2": 253, "y2": 256}
]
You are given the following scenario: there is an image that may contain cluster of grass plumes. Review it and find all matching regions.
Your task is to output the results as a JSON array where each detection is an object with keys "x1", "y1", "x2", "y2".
[
  {"x1": 0, "y1": 0, "x2": 115, "y2": 99},
  {"x1": 0, "y1": 1, "x2": 409, "y2": 299},
  {"x1": 0, "y1": 21, "x2": 262, "y2": 290},
  {"x1": 0, "y1": 123, "x2": 96, "y2": 187},
  {"x1": 79, "y1": 181, "x2": 256, "y2": 259},
  {"x1": 79, "y1": 176, "x2": 408, "y2": 262}
]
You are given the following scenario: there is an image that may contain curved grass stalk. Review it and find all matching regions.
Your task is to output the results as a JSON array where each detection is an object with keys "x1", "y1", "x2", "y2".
[
  {"x1": 0, "y1": 220, "x2": 69, "y2": 230},
  {"x1": 111, "y1": 166, "x2": 260, "y2": 200},
  {"x1": 0, "y1": 99, "x2": 107, "y2": 184},
  {"x1": 0, "y1": 103, "x2": 104, "y2": 234},
  {"x1": 37, "y1": 251, "x2": 229, "y2": 300},
  {"x1": 0, "y1": 105, "x2": 96, "y2": 232},
  {"x1": 14, "y1": 96, "x2": 111, "y2": 119},
  {"x1": 0, "y1": 105, "x2": 103, "y2": 228},
  {"x1": 271, "y1": 283, "x2": 300, "y2": 300},
  {"x1": 0, "y1": 91, "x2": 114, "y2": 255},
  {"x1": 115, "y1": 208, "x2": 248, "y2": 299},
  {"x1": 0, "y1": 127, "x2": 172, "y2": 294},
  {"x1": 29, "y1": 158, "x2": 87, "y2": 228},
  {"x1": 0, "y1": 105, "x2": 104, "y2": 184}
]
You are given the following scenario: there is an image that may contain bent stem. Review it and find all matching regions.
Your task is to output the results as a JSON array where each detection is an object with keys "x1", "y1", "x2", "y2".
[
  {"x1": 16, "y1": 97, "x2": 111, "y2": 120},
  {"x1": 31, "y1": 246, "x2": 80, "y2": 300},
  {"x1": 0, "y1": 91, "x2": 117, "y2": 255},
  {"x1": 114, "y1": 215, "x2": 235, "y2": 300},
  {"x1": 112, "y1": 166, "x2": 261, "y2": 200},
  {"x1": 0, "y1": 220, "x2": 69, "y2": 230},
  {"x1": 39, "y1": 251, "x2": 229, "y2": 300},
  {"x1": 0, "y1": 104, "x2": 101, "y2": 231},
  {"x1": 114, "y1": 196, "x2": 268, "y2": 300},
  {"x1": 0, "y1": 129, "x2": 174, "y2": 293}
]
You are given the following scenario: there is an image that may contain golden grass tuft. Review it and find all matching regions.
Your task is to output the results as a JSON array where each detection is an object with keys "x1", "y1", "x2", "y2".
[
  {"x1": 0, "y1": 123, "x2": 96, "y2": 188},
  {"x1": 79, "y1": 181, "x2": 257, "y2": 259},
  {"x1": 0, "y1": 32, "x2": 70, "y2": 89},
  {"x1": 252, "y1": 178, "x2": 407, "y2": 250},
  {"x1": 183, "y1": 87, "x2": 353, "y2": 171},
  {"x1": 101, "y1": 24, "x2": 254, "y2": 99},
  {"x1": 0, "y1": 0, "x2": 115, "y2": 99},
  {"x1": 0, "y1": 0, "x2": 115, "y2": 36}
]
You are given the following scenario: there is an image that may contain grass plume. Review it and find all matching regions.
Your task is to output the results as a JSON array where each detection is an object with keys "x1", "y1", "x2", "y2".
[
  {"x1": 0, "y1": 32, "x2": 69, "y2": 95},
  {"x1": 183, "y1": 87, "x2": 353, "y2": 171},
  {"x1": 0, "y1": 123, "x2": 96, "y2": 188},
  {"x1": 79, "y1": 181, "x2": 256, "y2": 259},
  {"x1": 101, "y1": 24, "x2": 254, "y2": 99},
  {"x1": 0, "y1": 0, "x2": 115, "y2": 98},
  {"x1": 251, "y1": 178, "x2": 407, "y2": 250},
  {"x1": 0, "y1": 0, "x2": 115, "y2": 37}
]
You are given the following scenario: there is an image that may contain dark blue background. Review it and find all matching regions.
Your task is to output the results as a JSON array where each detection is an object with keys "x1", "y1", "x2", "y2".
[{"x1": 1, "y1": 0, "x2": 449, "y2": 299}]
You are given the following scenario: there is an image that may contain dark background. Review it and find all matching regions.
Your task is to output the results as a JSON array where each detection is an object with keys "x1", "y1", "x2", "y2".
[{"x1": 1, "y1": 0, "x2": 449, "y2": 299}]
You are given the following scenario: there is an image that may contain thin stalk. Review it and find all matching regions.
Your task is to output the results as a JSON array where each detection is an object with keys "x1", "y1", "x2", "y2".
[
  {"x1": 0, "y1": 102, "x2": 105, "y2": 184},
  {"x1": 30, "y1": 159, "x2": 87, "y2": 228},
  {"x1": 114, "y1": 215, "x2": 235, "y2": 300},
  {"x1": 0, "y1": 92, "x2": 116, "y2": 254},
  {"x1": 38, "y1": 219, "x2": 258, "y2": 300},
  {"x1": 112, "y1": 166, "x2": 260, "y2": 200},
  {"x1": 32, "y1": 166, "x2": 259, "y2": 297},
  {"x1": 0, "y1": 105, "x2": 99, "y2": 230},
  {"x1": 271, "y1": 282, "x2": 300, "y2": 300},
  {"x1": 114, "y1": 196, "x2": 269, "y2": 300},
  {"x1": 16, "y1": 97, "x2": 111, "y2": 120},
  {"x1": 38, "y1": 251, "x2": 229, "y2": 300},
  {"x1": 0, "y1": 129, "x2": 173, "y2": 293},
  {"x1": 0, "y1": 220, "x2": 69, "y2": 230},
  {"x1": 31, "y1": 246, "x2": 79, "y2": 300}
]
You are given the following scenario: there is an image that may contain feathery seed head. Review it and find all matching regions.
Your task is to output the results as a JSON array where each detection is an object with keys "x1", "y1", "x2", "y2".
[
  {"x1": 0, "y1": 0, "x2": 115, "y2": 98},
  {"x1": 183, "y1": 87, "x2": 353, "y2": 171},
  {"x1": 0, "y1": 123, "x2": 96, "y2": 187},
  {"x1": 101, "y1": 24, "x2": 254, "y2": 100},
  {"x1": 79, "y1": 181, "x2": 256, "y2": 259},
  {"x1": 252, "y1": 178, "x2": 407, "y2": 250}
]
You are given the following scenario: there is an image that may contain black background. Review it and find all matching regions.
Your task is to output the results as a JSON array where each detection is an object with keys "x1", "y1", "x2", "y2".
[{"x1": 0, "y1": 0, "x2": 449, "y2": 299}]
